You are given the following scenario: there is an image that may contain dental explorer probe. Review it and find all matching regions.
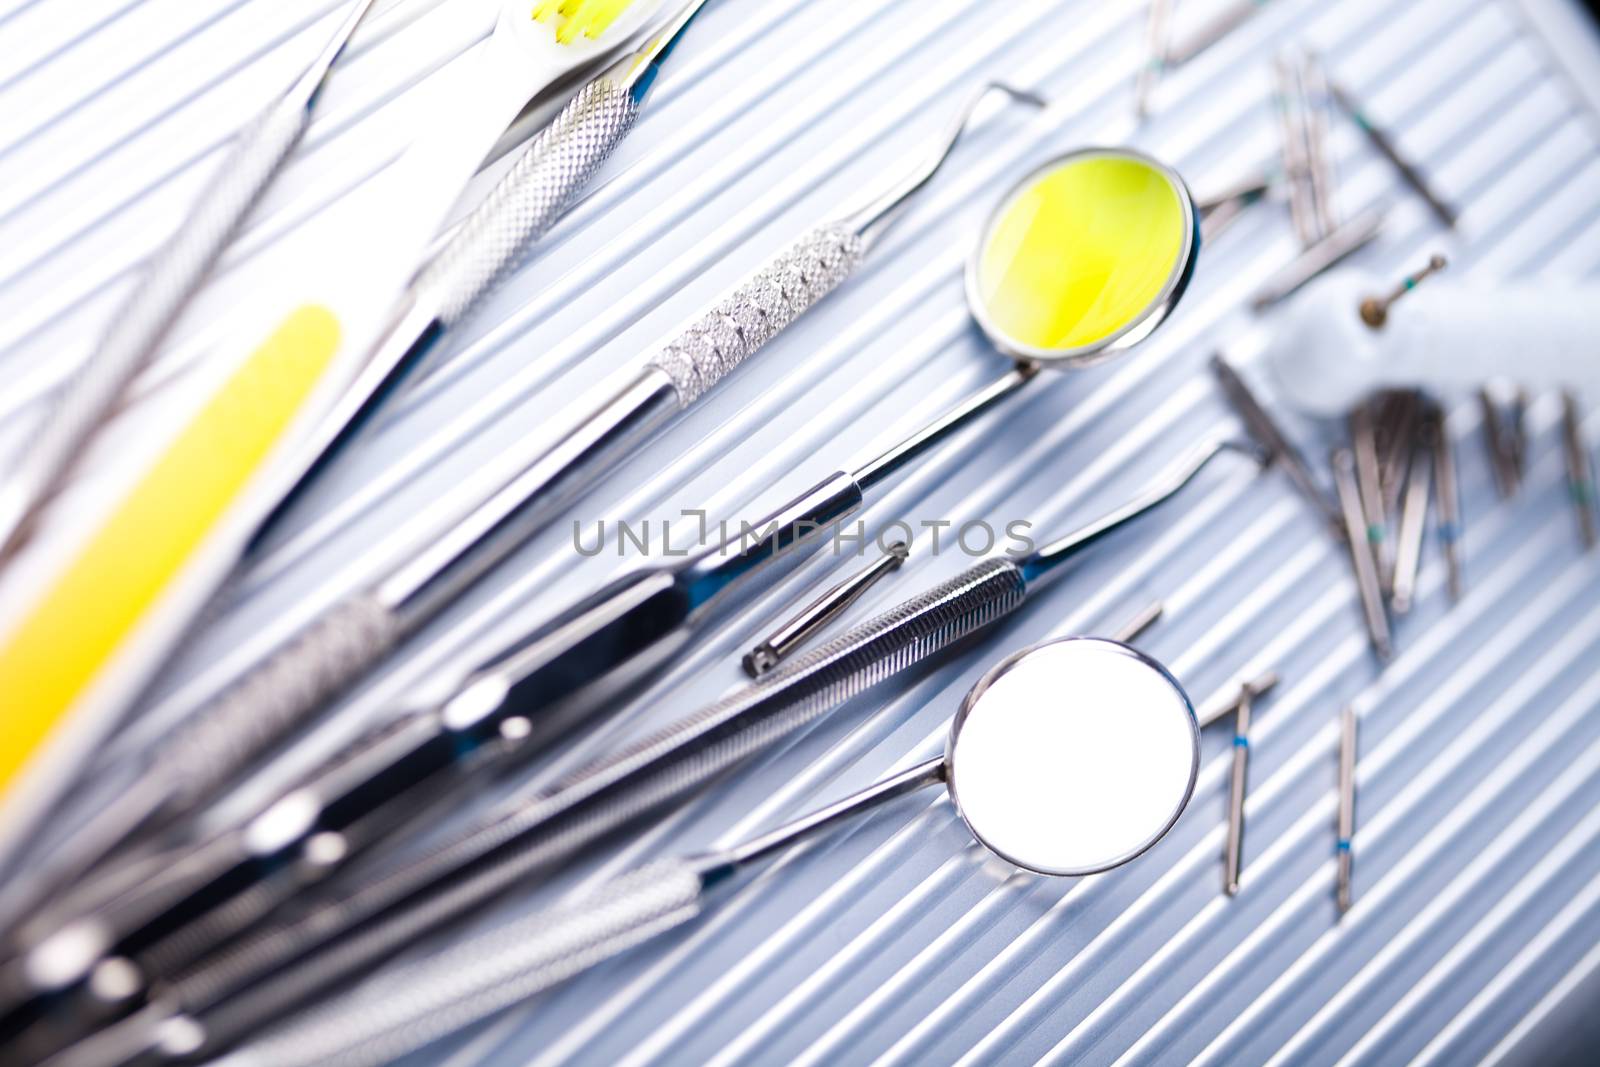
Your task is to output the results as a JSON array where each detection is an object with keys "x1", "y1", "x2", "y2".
[
  {"x1": 17, "y1": 143, "x2": 1197, "y2": 1038},
  {"x1": 19, "y1": 81, "x2": 1046, "y2": 927},
  {"x1": 47, "y1": 439, "x2": 1256, "y2": 1067},
  {"x1": 0, "y1": 0, "x2": 381, "y2": 568},
  {"x1": 11, "y1": 359, "x2": 1043, "y2": 1007},
  {"x1": 218, "y1": 637, "x2": 1199, "y2": 1067}
]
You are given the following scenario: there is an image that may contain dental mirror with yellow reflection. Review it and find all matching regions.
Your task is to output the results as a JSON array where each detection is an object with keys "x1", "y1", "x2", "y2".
[{"x1": 967, "y1": 147, "x2": 1197, "y2": 366}]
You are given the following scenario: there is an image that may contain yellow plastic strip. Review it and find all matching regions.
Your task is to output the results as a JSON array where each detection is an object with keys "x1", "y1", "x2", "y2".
[
  {"x1": 531, "y1": 0, "x2": 634, "y2": 43},
  {"x1": 0, "y1": 305, "x2": 341, "y2": 796}
]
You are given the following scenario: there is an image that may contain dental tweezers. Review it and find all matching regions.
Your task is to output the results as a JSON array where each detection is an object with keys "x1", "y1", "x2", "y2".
[{"x1": 58, "y1": 437, "x2": 1257, "y2": 1064}]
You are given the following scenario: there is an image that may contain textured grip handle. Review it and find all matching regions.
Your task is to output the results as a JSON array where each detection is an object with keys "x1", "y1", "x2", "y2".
[
  {"x1": 160, "y1": 561, "x2": 1027, "y2": 1033},
  {"x1": 160, "y1": 592, "x2": 402, "y2": 805},
  {"x1": 235, "y1": 859, "x2": 703, "y2": 1067},
  {"x1": 586, "y1": 557, "x2": 1027, "y2": 797},
  {"x1": 414, "y1": 79, "x2": 639, "y2": 328},
  {"x1": 648, "y1": 225, "x2": 866, "y2": 405}
]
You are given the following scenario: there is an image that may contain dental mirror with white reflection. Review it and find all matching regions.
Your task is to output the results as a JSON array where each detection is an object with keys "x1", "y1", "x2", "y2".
[{"x1": 231, "y1": 638, "x2": 1200, "y2": 1067}]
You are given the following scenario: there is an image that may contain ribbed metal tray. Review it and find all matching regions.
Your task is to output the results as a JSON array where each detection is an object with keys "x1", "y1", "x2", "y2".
[{"x1": 3, "y1": 0, "x2": 1599, "y2": 1063}]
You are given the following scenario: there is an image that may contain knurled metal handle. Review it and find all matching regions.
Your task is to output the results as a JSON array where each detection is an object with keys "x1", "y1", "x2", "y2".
[
  {"x1": 156, "y1": 559, "x2": 1027, "y2": 1032},
  {"x1": 648, "y1": 224, "x2": 866, "y2": 405},
  {"x1": 414, "y1": 78, "x2": 640, "y2": 328},
  {"x1": 231, "y1": 859, "x2": 703, "y2": 1067},
  {"x1": 160, "y1": 592, "x2": 403, "y2": 806},
  {"x1": 586, "y1": 556, "x2": 1028, "y2": 795}
]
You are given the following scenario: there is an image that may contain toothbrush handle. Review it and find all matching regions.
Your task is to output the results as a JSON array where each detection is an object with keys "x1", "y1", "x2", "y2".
[
  {"x1": 415, "y1": 78, "x2": 640, "y2": 327},
  {"x1": 230, "y1": 860, "x2": 705, "y2": 1067},
  {"x1": 648, "y1": 225, "x2": 865, "y2": 404}
]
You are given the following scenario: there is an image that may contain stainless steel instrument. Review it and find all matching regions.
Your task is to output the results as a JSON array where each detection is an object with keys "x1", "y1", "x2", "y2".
[
  {"x1": 28, "y1": 83, "x2": 1047, "y2": 917},
  {"x1": 50, "y1": 437, "x2": 1254, "y2": 1066},
  {"x1": 211, "y1": 635, "x2": 1202, "y2": 1067},
  {"x1": 11, "y1": 141, "x2": 1201, "y2": 1051}
]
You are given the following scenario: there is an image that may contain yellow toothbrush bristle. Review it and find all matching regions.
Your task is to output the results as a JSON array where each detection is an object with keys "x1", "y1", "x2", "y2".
[{"x1": 531, "y1": 0, "x2": 634, "y2": 44}]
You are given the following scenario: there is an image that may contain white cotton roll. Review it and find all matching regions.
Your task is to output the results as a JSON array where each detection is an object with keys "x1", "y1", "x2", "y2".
[{"x1": 1263, "y1": 270, "x2": 1600, "y2": 416}]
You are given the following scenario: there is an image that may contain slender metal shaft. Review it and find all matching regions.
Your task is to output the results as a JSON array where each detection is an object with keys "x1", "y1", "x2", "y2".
[
  {"x1": 222, "y1": 757, "x2": 949, "y2": 1067},
  {"x1": 1428, "y1": 407, "x2": 1464, "y2": 600},
  {"x1": 0, "y1": 0, "x2": 379, "y2": 566},
  {"x1": 1478, "y1": 389, "x2": 1522, "y2": 499},
  {"x1": 1198, "y1": 168, "x2": 1275, "y2": 242},
  {"x1": 1223, "y1": 690, "x2": 1252, "y2": 896},
  {"x1": 1375, "y1": 391, "x2": 1420, "y2": 519},
  {"x1": 834, "y1": 81, "x2": 1045, "y2": 246},
  {"x1": 1111, "y1": 601, "x2": 1165, "y2": 645},
  {"x1": 1134, "y1": 0, "x2": 1176, "y2": 120},
  {"x1": 1018, "y1": 435, "x2": 1259, "y2": 582},
  {"x1": 1210, "y1": 354, "x2": 1344, "y2": 541},
  {"x1": 1390, "y1": 441, "x2": 1431, "y2": 616},
  {"x1": 92, "y1": 441, "x2": 1251, "y2": 1055},
  {"x1": 123, "y1": 79, "x2": 1027, "y2": 850},
  {"x1": 1251, "y1": 208, "x2": 1384, "y2": 310},
  {"x1": 1359, "y1": 255, "x2": 1447, "y2": 330},
  {"x1": 743, "y1": 542, "x2": 909, "y2": 676},
  {"x1": 1328, "y1": 80, "x2": 1457, "y2": 229},
  {"x1": 1563, "y1": 392, "x2": 1598, "y2": 550},
  {"x1": 1165, "y1": 0, "x2": 1268, "y2": 65},
  {"x1": 719, "y1": 758, "x2": 947, "y2": 868},
  {"x1": 1197, "y1": 670, "x2": 1278, "y2": 729},
  {"x1": 1273, "y1": 54, "x2": 1319, "y2": 248},
  {"x1": 1332, "y1": 448, "x2": 1393, "y2": 660},
  {"x1": 1350, "y1": 402, "x2": 1392, "y2": 593},
  {"x1": 28, "y1": 355, "x2": 1041, "y2": 1006},
  {"x1": 1337, "y1": 705, "x2": 1357, "y2": 915},
  {"x1": 851, "y1": 365, "x2": 1037, "y2": 489},
  {"x1": 1298, "y1": 53, "x2": 1339, "y2": 239},
  {"x1": 1509, "y1": 388, "x2": 1529, "y2": 481}
]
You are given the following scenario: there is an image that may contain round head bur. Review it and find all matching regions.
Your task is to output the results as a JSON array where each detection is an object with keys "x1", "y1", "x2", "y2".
[
  {"x1": 967, "y1": 148, "x2": 1197, "y2": 366},
  {"x1": 946, "y1": 637, "x2": 1199, "y2": 876}
]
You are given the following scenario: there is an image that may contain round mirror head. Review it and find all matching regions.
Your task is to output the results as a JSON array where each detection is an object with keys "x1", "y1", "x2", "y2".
[
  {"x1": 967, "y1": 147, "x2": 1197, "y2": 367},
  {"x1": 945, "y1": 636, "x2": 1199, "y2": 876}
]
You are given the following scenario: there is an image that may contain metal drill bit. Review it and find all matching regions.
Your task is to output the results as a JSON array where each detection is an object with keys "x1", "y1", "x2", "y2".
[
  {"x1": 1273, "y1": 54, "x2": 1319, "y2": 248},
  {"x1": 742, "y1": 541, "x2": 909, "y2": 677},
  {"x1": 1135, "y1": 0, "x2": 1176, "y2": 120},
  {"x1": 1359, "y1": 254, "x2": 1448, "y2": 329},
  {"x1": 1427, "y1": 406, "x2": 1465, "y2": 600},
  {"x1": 1509, "y1": 388, "x2": 1529, "y2": 480},
  {"x1": 1328, "y1": 79, "x2": 1457, "y2": 229},
  {"x1": 1210, "y1": 354, "x2": 1345, "y2": 541},
  {"x1": 1197, "y1": 669, "x2": 1280, "y2": 729},
  {"x1": 1376, "y1": 391, "x2": 1421, "y2": 520},
  {"x1": 1479, "y1": 388, "x2": 1522, "y2": 498},
  {"x1": 1111, "y1": 600, "x2": 1165, "y2": 645},
  {"x1": 1563, "y1": 391, "x2": 1598, "y2": 550},
  {"x1": 1198, "y1": 172, "x2": 1272, "y2": 242},
  {"x1": 1251, "y1": 207, "x2": 1384, "y2": 311},
  {"x1": 1336, "y1": 705, "x2": 1357, "y2": 915},
  {"x1": 1332, "y1": 448, "x2": 1393, "y2": 660},
  {"x1": 1299, "y1": 52, "x2": 1339, "y2": 238},
  {"x1": 1224, "y1": 686, "x2": 1253, "y2": 896},
  {"x1": 1166, "y1": 0, "x2": 1269, "y2": 66},
  {"x1": 1350, "y1": 402, "x2": 1392, "y2": 592},
  {"x1": 1390, "y1": 438, "x2": 1431, "y2": 616}
]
